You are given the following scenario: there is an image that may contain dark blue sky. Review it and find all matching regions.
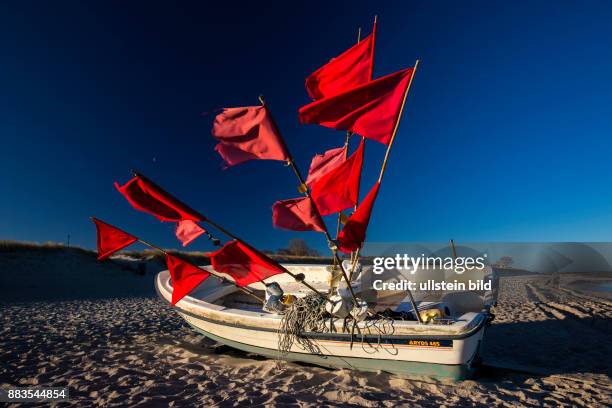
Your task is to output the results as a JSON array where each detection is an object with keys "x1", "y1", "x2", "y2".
[{"x1": 2, "y1": 1, "x2": 612, "y2": 253}]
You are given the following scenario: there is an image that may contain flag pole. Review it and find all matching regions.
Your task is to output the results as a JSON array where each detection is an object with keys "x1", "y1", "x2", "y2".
[
  {"x1": 136, "y1": 238, "x2": 265, "y2": 303},
  {"x1": 259, "y1": 97, "x2": 361, "y2": 307},
  {"x1": 331, "y1": 132, "x2": 351, "y2": 292},
  {"x1": 336, "y1": 23, "x2": 366, "y2": 240},
  {"x1": 373, "y1": 59, "x2": 422, "y2": 323},
  {"x1": 286, "y1": 154, "x2": 360, "y2": 303},
  {"x1": 348, "y1": 15, "x2": 377, "y2": 281},
  {"x1": 130, "y1": 171, "x2": 327, "y2": 300},
  {"x1": 378, "y1": 59, "x2": 419, "y2": 183},
  {"x1": 368, "y1": 15, "x2": 377, "y2": 81},
  {"x1": 334, "y1": 131, "x2": 352, "y2": 239},
  {"x1": 339, "y1": 22, "x2": 372, "y2": 281}
]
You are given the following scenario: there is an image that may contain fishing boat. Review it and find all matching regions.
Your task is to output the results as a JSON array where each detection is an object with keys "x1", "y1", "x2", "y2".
[
  {"x1": 94, "y1": 15, "x2": 497, "y2": 381},
  {"x1": 155, "y1": 264, "x2": 495, "y2": 380}
]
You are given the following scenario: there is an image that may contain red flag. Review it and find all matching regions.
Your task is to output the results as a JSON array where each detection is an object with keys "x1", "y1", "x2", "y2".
[
  {"x1": 272, "y1": 197, "x2": 326, "y2": 232},
  {"x1": 310, "y1": 138, "x2": 364, "y2": 216},
  {"x1": 305, "y1": 146, "x2": 346, "y2": 187},
  {"x1": 175, "y1": 220, "x2": 206, "y2": 247},
  {"x1": 212, "y1": 106, "x2": 290, "y2": 167},
  {"x1": 299, "y1": 67, "x2": 414, "y2": 145},
  {"x1": 165, "y1": 253, "x2": 210, "y2": 305},
  {"x1": 305, "y1": 27, "x2": 375, "y2": 100},
  {"x1": 115, "y1": 174, "x2": 202, "y2": 223},
  {"x1": 337, "y1": 182, "x2": 380, "y2": 253},
  {"x1": 209, "y1": 240, "x2": 285, "y2": 287},
  {"x1": 115, "y1": 174, "x2": 206, "y2": 246},
  {"x1": 92, "y1": 217, "x2": 138, "y2": 260}
]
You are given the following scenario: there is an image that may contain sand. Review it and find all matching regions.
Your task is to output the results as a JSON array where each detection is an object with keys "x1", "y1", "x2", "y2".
[{"x1": 1, "y1": 250, "x2": 611, "y2": 406}]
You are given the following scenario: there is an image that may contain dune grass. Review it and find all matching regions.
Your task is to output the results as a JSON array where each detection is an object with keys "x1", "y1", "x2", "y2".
[{"x1": 0, "y1": 240, "x2": 333, "y2": 264}]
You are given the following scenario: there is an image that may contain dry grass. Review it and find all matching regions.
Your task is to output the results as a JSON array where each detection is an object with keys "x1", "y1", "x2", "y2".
[{"x1": 0, "y1": 240, "x2": 94, "y2": 255}]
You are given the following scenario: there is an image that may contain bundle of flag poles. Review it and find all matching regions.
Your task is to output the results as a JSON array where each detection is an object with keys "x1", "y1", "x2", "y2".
[{"x1": 93, "y1": 16, "x2": 420, "y2": 318}]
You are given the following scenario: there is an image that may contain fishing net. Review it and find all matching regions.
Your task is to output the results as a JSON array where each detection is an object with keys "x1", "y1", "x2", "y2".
[
  {"x1": 277, "y1": 294, "x2": 327, "y2": 355},
  {"x1": 277, "y1": 293, "x2": 409, "y2": 356}
]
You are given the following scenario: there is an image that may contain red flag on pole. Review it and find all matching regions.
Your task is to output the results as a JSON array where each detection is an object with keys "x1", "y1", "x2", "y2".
[
  {"x1": 337, "y1": 182, "x2": 381, "y2": 253},
  {"x1": 299, "y1": 67, "x2": 414, "y2": 145},
  {"x1": 310, "y1": 138, "x2": 364, "y2": 216},
  {"x1": 209, "y1": 240, "x2": 285, "y2": 287},
  {"x1": 212, "y1": 106, "x2": 290, "y2": 167},
  {"x1": 92, "y1": 217, "x2": 138, "y2": 260},
  {"x1": 115, "y1": 175, "x2": 203, "y2": 222},
  {"x1": 305, "y1": 27, "x2": 375, "y2": 100},
  {"x1": 115, "y1": 174, "x2": 206, "y2": 246},
  {"x1": 175, "y1": 220, "x2": 206, "y2": 247},
  {"x1": 165, "y1": 253, "x2": 211, "y2": 305},
  {"x1": 272, "y1": 197, "x2": 326, "y2": 232},
  {"x1": 305, "y1": 146, "x2": 346, "y2": 187}
]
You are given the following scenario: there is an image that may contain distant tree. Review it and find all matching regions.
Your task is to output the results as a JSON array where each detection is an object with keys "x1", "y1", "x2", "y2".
[
  {"x1": 494, "y1": 256, "x2": 514, "y2": 268},
  {"x1": 280, "y1": 239, "x2": 319, "y2": 257}
]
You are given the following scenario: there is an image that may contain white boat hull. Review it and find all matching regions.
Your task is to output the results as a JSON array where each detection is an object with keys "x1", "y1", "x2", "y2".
[{"x1": 155, "y1": 266, "x2": 490, "y2": 380}]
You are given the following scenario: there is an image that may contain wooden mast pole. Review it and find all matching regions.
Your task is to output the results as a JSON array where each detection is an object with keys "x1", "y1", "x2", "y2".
[{"x1": 378, "y1": 59, "x2": 419, "y2": 183}]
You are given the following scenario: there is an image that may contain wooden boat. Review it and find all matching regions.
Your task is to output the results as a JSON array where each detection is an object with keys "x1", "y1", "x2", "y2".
[{"x1": 155, "y1": 264, "x2": 495, "y2": 380}]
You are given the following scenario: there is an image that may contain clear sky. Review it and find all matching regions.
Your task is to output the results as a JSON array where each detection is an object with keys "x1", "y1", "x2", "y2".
[{"x1": 2, "y1": 1, "x2": 612, "y2": 253}]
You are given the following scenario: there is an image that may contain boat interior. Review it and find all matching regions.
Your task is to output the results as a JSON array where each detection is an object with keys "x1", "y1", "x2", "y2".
[{"x1": 161, "y1": 263, "x2": 496, "y2": 334}]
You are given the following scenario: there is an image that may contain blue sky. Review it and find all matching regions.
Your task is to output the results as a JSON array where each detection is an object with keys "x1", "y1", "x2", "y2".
[{"x1": 2, "y1": 1, "x2": 612, "y2": 253}]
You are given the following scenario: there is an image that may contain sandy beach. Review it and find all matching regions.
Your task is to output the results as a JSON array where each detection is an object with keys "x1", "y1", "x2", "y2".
[{"x1": 1, "y1": 250, "x2": 611, "y2": 406}]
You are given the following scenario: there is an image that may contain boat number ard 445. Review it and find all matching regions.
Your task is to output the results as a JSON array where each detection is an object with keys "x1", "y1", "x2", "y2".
[{"x1": 407, "y1": 340, "x2": 453, "y2": 348}]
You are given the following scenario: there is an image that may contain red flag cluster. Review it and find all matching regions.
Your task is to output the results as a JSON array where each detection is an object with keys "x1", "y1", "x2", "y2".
[
  {"x1": 299, "y1": 68, "x2": 414, "y2": 145},
  {"x1": 294, "y1": 19, "x2": 416, "y2": 250},
  {"x1": 115, "y1": 174, "x2": 207, "y2": 247},
  {"x1": 91, "y1": 19, "x2": 413, "y2": 313},
  {"x1": 310, "y1": 138, "x2": 364, "y2": 216},
  {"x1": 92, "y1": 217, "x2": 212, "y2": 305},
  {"x1": 299, "y1": 20, "x2": 414, "y2": 146},
  {"x1": 272, "y1": 139, "x2": 364, "y2": 233}
]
